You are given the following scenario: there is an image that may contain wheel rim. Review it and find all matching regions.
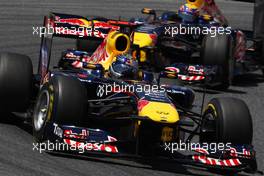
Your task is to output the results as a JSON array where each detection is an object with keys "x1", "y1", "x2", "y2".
[
  {"x1": 33, "y1": 90, "x2": 50, "y2": 131},
  {"x1": 201, "y1": 112, "x2": 217, "y2": 142}
]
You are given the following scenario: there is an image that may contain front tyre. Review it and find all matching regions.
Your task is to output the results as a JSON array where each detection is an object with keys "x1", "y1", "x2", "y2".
[
  {"x1": 202, "y1": 34, "x2": 234, "y2": 90},
  {"x1": 200, "y1": 97, "x2": 253, "y2": 145},
  {"x1": 33, "y1": 75, "x2": 87, "y2": 142}
]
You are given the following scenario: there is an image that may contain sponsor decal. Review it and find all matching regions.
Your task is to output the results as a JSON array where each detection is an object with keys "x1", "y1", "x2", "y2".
[
  {"x1": 53, "y1": 123, "x2": 63, "y2": 138},
  {"x1": 57, "y1": 18, "x2": 88, "y2": 26},
  {"x1": 188, "y1": 66, "x2": 204, "y2": 75},
  {"x1": 64, "y1": 129, "x2": 89, "y2": 140},
  {"x1": 63, "y1": 139, "x2": 118, "y2": 153},
  {"x1": 192, "y1": 155, "x2": 241, "y2": 167}
]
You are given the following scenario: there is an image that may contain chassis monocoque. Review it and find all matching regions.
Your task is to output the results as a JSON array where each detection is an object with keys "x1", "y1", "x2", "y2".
[{"x1": 0, "y1": 12, "x2": 259, "y2": 174}]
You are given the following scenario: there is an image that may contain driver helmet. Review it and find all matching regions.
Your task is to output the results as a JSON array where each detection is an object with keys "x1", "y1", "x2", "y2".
[
  {"x1": 178, "y1": 3, "x2": 199, "y2": 23},
  {"x1": 109, "y1": 54, "x2": 138, "y2": 79}
]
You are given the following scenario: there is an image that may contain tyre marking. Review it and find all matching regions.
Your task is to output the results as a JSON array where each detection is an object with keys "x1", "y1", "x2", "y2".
[
  {"x1": 207, "y1": 104, "x2": 217, "y2": 117},
  {"x1": 47, "y1": 85, "x2": 54, "y2": 121}
]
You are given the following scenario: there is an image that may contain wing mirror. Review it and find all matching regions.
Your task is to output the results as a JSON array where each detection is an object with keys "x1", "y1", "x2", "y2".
[{"x1": 141, "y1": 8, "x2": 157, "y2": 20}]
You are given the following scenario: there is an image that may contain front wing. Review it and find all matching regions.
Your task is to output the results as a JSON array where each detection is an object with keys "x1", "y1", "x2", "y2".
[{"x1": 38, "y1": 122, "x2": 258, "y2": 173}]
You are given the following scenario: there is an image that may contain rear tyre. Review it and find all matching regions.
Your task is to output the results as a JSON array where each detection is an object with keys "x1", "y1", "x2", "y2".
[
  {"x1": 33, "y1": 75, "x2": 87, "y2": 142},
  {"x1": 202, "y1": 34, "x2": 234, "y2": 90},
  {"x1": 200, "y1": 97, "x2": 253, "y2": 144},
  {"x1": 0, "y1": 52, "x2": 32, "y2": 112}
]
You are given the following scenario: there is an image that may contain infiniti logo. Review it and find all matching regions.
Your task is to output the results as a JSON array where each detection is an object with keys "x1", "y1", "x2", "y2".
[{"x1": 156, "y1": 111, "x2": 169, "y2": 115}]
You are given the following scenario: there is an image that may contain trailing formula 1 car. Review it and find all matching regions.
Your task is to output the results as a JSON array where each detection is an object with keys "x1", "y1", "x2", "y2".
[
  {"x1": 128, "y1": 0, "x2": 264, "y2": 90},
  {"x1": 0, "y1": 12, "x2": 259, "y2": 174}
]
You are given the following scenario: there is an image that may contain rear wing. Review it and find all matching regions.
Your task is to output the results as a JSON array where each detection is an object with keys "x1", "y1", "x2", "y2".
[
  {"x1": 38, "y1": 12, "x2": 139, "y2": 82},
  {"x1": 223, "y1": 0, "x2": 263, "y2": 61},
  {"x1": 45, "y1": 12, "x2": 138, "y2": 39}
]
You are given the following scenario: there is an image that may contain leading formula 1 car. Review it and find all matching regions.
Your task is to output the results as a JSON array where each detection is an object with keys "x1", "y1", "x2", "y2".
[
  {"x1": 0, "y1": 12, "x2": 259, "y2": 174},
  {"x1": 128, "y1": 0, "x2": 264, "y2": 90},
  {"x1": 75, "y1": 0, "x2": 264, "y2": 90}
]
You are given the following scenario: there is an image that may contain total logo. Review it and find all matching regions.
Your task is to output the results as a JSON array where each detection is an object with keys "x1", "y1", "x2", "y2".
[{"x1": 188, "y1": 66, "x2": 204, "y2": 75}]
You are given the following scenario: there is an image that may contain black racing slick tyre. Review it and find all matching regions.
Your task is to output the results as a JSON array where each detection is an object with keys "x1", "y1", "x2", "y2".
[
  {"x1": 202, "y1": 34, "x2": 234, "y2": 90},
  {"x1": 0, "y1": 52, "x2": 32, "y2": 112},
  {"x1": 200, "y1": 97, "x2": 253, "y2": 145},
  {"x1": 33, "y1": 75, "x2": 87, "y2": 142}
]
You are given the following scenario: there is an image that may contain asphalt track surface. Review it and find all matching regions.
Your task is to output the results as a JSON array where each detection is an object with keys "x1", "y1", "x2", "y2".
[{"x1": 0, "y1": 0, "x2": 263, "y2": 176}]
